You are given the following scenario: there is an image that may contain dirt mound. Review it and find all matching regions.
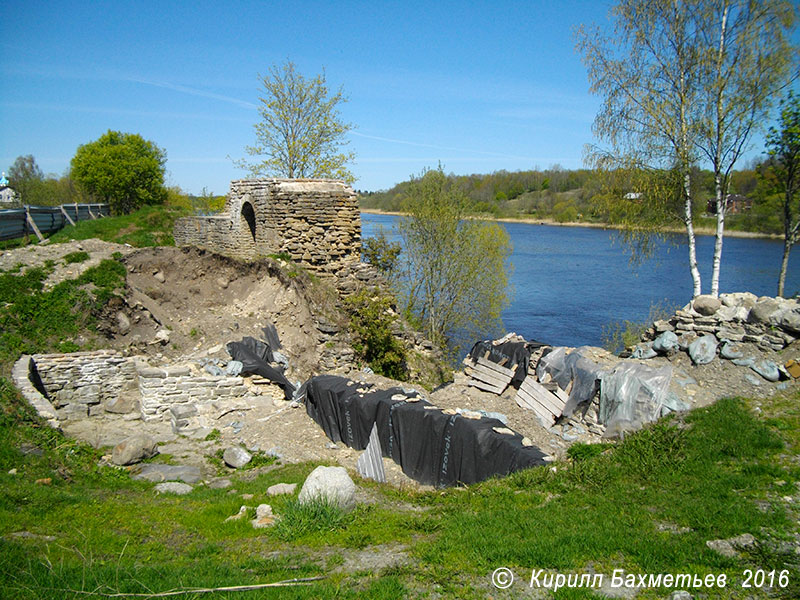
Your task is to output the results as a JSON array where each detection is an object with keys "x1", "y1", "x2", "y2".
[{"x1": 115, "y1": 246, "x2": 331, "y2": 381}]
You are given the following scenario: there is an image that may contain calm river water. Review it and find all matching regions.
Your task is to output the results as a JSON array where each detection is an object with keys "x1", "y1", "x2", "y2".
[{"x1": 361, "y1": 212, "x2": 800, "y2": 348}]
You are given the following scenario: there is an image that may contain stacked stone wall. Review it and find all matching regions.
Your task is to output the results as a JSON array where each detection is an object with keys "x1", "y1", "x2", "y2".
[
  {"x1": 174, "y1": 178, "x2": 361, "y2": 274},
  {"x1": 31, "y1": 351, "x2": 137, "y2": 419},
  {"x1": 137, "y1": 365, "x2": 248, "y2": 422},
  {"x1": 643, "y1": 293, "x2": 800, "y2": 351}
]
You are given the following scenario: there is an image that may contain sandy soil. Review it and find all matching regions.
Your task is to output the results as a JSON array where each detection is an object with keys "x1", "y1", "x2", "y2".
[{"x1": 3, "y1": 239, "x2": 797, "y2": 490}]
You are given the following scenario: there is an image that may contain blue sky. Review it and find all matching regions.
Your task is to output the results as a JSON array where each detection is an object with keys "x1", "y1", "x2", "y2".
[{"x1": 0, "y1": 0, "x2": 781, "y2": 196}]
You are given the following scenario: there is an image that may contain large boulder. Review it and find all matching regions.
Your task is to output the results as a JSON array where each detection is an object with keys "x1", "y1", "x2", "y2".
[
  {"x1": 778, "y1": 307, "x2": 800, "y2": 336},
  {"x1": 752, "y1": 360, "x2": 780, "y2": 382},
  {"x1": 748, "y1": 299, "x2": 781, "y2": 325},
  {"x1": 112, "y1": 434, "x2": 158, "y2": 466},
  {"x1": 693, "y1": 295, "x2": 721, "y2": 316},
  {"x1": 688, "y1": 335, "x2": 718, "y2": 365},
  {"x1": 223, "y1": 446, "x2": 252, "y2": 469},
  {"x1": 720, "y1": 292, "x2": 757, "y2": 309},
  {"x1": 298, "y1": 465, "x2": 356, "y2": 512}
]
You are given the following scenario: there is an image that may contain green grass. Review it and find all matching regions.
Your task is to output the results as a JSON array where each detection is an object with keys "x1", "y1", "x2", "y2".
[
  {"x1": 1, "y1": 365, "x2": 799, "y2": 598},
  {"x1": 62, "y1": 251, "x2": 90, "y2": 264},
  {"x1": 48, "y1": 204, "x2": 191, "y2": 247},
  {"x1": 0, "y1": 258, "x2": 127, "y2": 370}
]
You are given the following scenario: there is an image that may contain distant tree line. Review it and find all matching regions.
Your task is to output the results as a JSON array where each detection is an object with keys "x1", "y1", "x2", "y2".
[{"x1": 358, "y1": 161, "x2": 787, "y2": 234}]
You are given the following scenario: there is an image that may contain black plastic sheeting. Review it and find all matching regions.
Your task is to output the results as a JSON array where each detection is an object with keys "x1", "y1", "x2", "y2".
[
  {"x1": 226, "y1": 337, "x2": 295, "y2": 400},
  {"x1": 302, "y1": 375, "x2": 547, "y2": 487},
  {"x1": 467, "y1": 339, "x2": 546, "y2": 387}
]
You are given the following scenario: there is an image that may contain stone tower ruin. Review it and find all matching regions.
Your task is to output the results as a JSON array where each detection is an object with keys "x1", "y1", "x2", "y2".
[{"x1": 173, "y1": 179, "x2": 361, "y2": 274}]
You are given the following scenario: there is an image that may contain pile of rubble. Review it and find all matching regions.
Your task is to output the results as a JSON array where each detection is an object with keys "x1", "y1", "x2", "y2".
[{"x1": 635, "y1": 293, "x2": 800, "y2": 381}]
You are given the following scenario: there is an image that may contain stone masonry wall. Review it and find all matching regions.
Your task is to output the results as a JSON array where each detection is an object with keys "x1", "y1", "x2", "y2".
[
  {"x1": 174, "y1": 178, "x2": 361, "y2": 275},
  {"x1": 13, "y1": 352, "x2": 256, "y2": 427},
  {"x1": 31, "y1": 350, "x2": 137, "y2": 419},
  {"x1": 137, "y1": 365, "x2": 248, "y2": 422}
]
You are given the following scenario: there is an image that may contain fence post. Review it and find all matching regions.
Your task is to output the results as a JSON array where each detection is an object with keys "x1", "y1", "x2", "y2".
[
  {"x1": 60, "y1": 205, "x2": 76, "y2": 226},
  {"x1": 24, "y1": 206, "x2": 46, "y2": 243}
]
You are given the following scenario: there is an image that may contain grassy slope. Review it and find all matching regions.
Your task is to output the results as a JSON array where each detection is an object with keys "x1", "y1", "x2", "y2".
[
  {"x1": 48, "y1": 205, "x2": 190, "y2": 247},
  {"x1": 1, "y1": 375, "x2": 798, "y2": 598},
  {"x1": 2, "y1": 206, "x2": 799, "y2": 597}
]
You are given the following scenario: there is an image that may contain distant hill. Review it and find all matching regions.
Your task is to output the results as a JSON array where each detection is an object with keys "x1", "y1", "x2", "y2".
[{"x1": 358, "y1": 165, "x2": 783, "y2": 234}]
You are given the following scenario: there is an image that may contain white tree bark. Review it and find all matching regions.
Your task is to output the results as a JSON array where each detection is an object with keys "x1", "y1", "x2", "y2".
[{"x1": 684, "y1": 172, "x2": 702, "y2": 297}]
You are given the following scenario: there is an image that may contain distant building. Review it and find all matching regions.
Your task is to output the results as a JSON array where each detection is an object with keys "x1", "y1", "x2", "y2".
[
  {"x1": 706, "y1": 194, "x2": 753, "y2": 215},
  {"x1": 0, "y1": 173, "x2": 18, "y2": 207}
]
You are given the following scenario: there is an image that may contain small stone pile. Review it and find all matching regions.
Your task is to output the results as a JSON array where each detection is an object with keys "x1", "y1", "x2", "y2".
[
  {"x1": 643, "y1": 293, "x2": 799, "y2": 351},
  {"x1": 636, "y1": 293, "x2": 799, "y2": 380}
]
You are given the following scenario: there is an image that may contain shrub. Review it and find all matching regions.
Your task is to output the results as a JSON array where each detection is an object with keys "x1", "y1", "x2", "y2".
[{"x1": 344, "y1": 290, "x2": 407, "y2": 380}]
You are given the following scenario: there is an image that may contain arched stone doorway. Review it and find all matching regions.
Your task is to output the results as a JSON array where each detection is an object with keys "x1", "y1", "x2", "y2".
[{"x1": 241, "y1": 201, "x2": 256, "y2": 242}]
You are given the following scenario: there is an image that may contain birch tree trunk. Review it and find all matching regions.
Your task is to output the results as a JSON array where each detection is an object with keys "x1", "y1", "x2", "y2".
[
  {"x1": 711, "y1": 176, "x2": 725, "y2": 297},
  {"x1": 684, "y1": 172, "x2": 702, "y2": 297},
  {"x1": 778, "y1": 237, "x2": 791, "y2": 298}
]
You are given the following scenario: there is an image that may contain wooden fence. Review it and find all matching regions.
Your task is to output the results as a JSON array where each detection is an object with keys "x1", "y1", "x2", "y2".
[{"x1": 0, "y1": 204, "x2": 110, "y2": 242}]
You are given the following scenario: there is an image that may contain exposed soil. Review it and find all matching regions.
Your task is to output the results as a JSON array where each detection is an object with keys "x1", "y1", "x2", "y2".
[{"x1": 2, "y1": 239, "x2": 798, "y2": 491}]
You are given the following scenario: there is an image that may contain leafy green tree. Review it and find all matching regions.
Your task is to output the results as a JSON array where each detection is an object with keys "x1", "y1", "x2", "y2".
[
  {"x1": 397, "y1": 166, "x2": 512, "y2": 361},
  {"x1": 766, "y1": 91, "x2": 800, "y2": 297},
  {"x1": 362, "y1": 226, "x2": 401, "y2": 277},
  {"x1": 237, "y1": 60, "x2": 355, "y2": 183},
  {"x1": 7, "y1": 155, "x2": 44, "y2": 205},
  {"x1": 70, "y1": 130, "x2": 168, "y2": 215}
]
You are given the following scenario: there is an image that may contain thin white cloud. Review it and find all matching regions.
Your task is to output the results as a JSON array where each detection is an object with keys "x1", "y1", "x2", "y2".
[
  {"x1": 1, "y1": 101, "x2": 249, "y2": 122},
  {"x1": 123, "y1": 76, "x2": 258, "y2": 110},
  {"x1": 349, "y1": 131, "x2": 531, "y2": 161}
]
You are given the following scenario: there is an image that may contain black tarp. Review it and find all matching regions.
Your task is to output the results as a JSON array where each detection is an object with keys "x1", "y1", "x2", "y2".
[
  {"x1": 226, "y1": 337, "x2": 295, "y2": 400},
  {"x1": 467, "y1": 339, "x2": 546, "y2": 387},
  {"x1": 304, "y1": 374, "x2": 547, "y2": 487}
]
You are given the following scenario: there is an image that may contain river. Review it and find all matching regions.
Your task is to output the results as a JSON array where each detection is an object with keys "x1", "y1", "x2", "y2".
[{"x1": 361, "y1": 212, "x2": 800, "y2": 348}]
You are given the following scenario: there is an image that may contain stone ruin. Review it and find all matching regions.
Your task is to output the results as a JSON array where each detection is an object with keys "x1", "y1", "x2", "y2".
[
  {"x1": 11, "y1": 351, "x2": 282, "y2": 436},
  {"x1": 173, "y1": 178, "x2": 361, "y2": 275}
]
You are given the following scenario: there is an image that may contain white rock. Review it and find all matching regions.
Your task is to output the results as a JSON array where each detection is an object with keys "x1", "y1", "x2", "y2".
[
  {"x1": 154, "y1": 482, "x2": 192, "y2": 495},
  {"x1": 267, "y1": 482, "x2": 297, "y2": 496},
  {"x1": 112, "y1": 434, "x2": 158, "y2": 466},
  {"x1": 222, "y1": 446, "x2": 252, "y2": 469},
  {"x1": 298, "y1": 466, "x2": 356, "y2": 512}
]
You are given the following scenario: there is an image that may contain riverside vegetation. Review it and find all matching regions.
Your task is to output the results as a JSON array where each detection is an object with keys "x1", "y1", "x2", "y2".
[
  {"x1": 359, "y1": 164, "x2": 789, "y2": 236},
  {"x1": 0, "y1": 207, "x2": 799, "y2": 598}
]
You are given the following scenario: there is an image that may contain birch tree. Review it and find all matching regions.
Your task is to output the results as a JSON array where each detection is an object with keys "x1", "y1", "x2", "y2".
[
  {"x1": 578, "y1": 0, "x2": 797, "y2": 297},
  {"x1": 766, "y1": 92, "x2": 800, "y2": 297},
  {"x1": 577, "y1": 0, "x2": 706, "y2": 296},
  {"x1": 695, "y1": 0, "x2": 797, "y2": 296}
]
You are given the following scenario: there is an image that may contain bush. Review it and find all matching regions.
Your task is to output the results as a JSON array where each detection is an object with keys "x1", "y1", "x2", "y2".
[
  {"x1": 344, "y1": 290, "x2": 407, "y2": 380},
  {"x1": 361, "y1": 226, "x2": 401, "y2": 275},
  {"x1": 601, "y1": 299, "x2": 678, "y2": 355}
]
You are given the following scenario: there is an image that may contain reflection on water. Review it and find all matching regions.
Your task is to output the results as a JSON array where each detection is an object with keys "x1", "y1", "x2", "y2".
[{"x1": 362, "y1": 213, "x2": 799, "y2": 348}]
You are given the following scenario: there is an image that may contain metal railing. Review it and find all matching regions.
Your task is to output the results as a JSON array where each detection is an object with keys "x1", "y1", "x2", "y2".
[{"x1": 0, "y1": 203, "x2": 110, "y2": 242}]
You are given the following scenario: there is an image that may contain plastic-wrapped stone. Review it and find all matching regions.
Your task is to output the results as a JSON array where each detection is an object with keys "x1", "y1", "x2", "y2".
[
  {"x1": 688, "y1": 335, "x2": 718, "y2": 365},
  {"x1": 653, "y1": 331, "x2": 679, "y2": 355}
]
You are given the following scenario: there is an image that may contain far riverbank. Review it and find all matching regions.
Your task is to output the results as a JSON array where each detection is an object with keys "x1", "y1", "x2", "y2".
[{"x1": 360, "y1": 208, "x2": 783, "y2": 240}]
